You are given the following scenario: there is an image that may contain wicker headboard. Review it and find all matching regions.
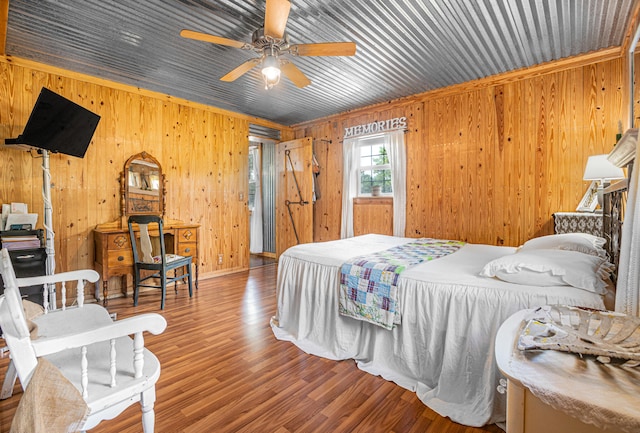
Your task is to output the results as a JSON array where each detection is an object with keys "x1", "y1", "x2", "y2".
[{"x1": 603, "y1": 180, "x2": 628, "y2": 283}]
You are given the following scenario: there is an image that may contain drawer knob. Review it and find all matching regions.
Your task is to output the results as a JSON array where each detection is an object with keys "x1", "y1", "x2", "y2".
[
  {"x1": 184, "y1": 248, "x2": 191, "y2": 253},
  {"x1": 117, "y1": 256, "x2": 124, "y2": 262}
]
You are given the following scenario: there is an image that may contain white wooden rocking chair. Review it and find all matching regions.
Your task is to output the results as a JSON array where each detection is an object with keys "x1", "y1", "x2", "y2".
[
  {"x1": 0, "y1": 266, "x2": 104, "y2": 399},
  {"x1": 0, "y1": 248, "x2": 167, "y2": 432}
]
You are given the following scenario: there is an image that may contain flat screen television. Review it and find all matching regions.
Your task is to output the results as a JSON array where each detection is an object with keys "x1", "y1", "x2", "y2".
[{"x1": 5, "y1": 87, "x2": 100, "y2": 158}]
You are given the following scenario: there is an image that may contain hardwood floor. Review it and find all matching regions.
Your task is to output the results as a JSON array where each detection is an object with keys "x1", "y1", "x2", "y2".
[
  {"x1": 250, "y1": 253, "x2": 277, "y2": 268},
  {"x1": 0, "y1": 265, "x2": 504, "y2": 433}
]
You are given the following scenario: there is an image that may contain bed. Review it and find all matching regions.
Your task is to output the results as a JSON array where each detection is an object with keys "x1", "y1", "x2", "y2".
[{"x1": 270, "y1": 232, "x2": 614, "y2": 427}]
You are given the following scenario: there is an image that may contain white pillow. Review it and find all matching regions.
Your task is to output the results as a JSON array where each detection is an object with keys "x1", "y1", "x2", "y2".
[
  {"x1": 480, "y1": 249, "x2": 613, "y2": 294},
  {"x1": 518, "y1": 233, "x2": 607, "y2": 258}
]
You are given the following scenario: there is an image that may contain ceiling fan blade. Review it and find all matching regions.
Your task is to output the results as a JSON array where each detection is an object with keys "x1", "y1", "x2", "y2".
[
  {"x1": 264, "y1": 0, "x2": 291, "y2": 39},
  {"x1": 290, "y1": 42, "x2": 357, "y2": 57},
  {"x1": 220, "y1": 59, "x2": 261, "y2": 82},
  {"x1": 280, "y1": 62, "x2": 311, "y2": 88},
  {"x1": 180, "y1": 29, "x2": 250, "y2": 49}
]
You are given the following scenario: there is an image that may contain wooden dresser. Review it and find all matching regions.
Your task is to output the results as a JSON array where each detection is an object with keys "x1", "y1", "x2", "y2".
[{"x1": 93, "y1": 219, "x2": 198, "y2": 305}]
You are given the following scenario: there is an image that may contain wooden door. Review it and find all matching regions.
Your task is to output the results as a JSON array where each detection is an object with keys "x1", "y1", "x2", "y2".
[{"x1": 276, "y1": 137, "x2": 314, "y2": 257}]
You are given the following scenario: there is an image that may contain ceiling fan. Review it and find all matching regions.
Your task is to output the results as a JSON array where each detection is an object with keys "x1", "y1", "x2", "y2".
[{"x1": 180, "y1": 0, "x2": 357, "y2": 90}]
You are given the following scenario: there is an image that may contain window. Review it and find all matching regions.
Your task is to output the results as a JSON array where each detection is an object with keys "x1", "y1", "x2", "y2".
[
  {"x1": 357, "y1": 135, "x2": 392, "y2": 196},
  {"x1": 342, "y1": 129, "x2": 406, "y2": 238}
]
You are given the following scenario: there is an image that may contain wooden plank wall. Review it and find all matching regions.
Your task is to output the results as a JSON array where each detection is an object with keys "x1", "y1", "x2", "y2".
[
  {"x1": 0, "y1": 49, "x2": 636, "y2": 301},
  {"x1": 353, "y1": 198, "x2": 393, "y2": 236},
  {"x1": 295, "y1": 54, "x2": 631, "y2": 247},
  {"x1": 0, "y1": 57, "x2": 291, "y2": 298}
]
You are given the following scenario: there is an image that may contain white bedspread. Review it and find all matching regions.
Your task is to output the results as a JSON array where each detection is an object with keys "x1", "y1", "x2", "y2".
[{"x1": 270, "y1": 234, "x2": 607, "y2": 427}]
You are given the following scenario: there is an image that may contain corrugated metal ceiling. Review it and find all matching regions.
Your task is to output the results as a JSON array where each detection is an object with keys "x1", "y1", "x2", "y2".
[{"x1": 3, "y1": 0, "x2": 636, "y2": 126}]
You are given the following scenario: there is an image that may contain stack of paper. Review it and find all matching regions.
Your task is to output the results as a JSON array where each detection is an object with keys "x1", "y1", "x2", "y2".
[
  {"x1": 1, "y1": 235, "x2": 41, "y2": 250},
  {"x1": 3, "y1": 213, "x2": 38, "y2": 231},
  {"x1": 1, "y1": 203, "x2": 37, "y2": 231}
]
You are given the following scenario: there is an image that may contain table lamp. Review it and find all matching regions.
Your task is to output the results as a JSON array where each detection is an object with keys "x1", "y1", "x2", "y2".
[{"x1": 583, "y1": 154, "x2": 625, "y2": 208}]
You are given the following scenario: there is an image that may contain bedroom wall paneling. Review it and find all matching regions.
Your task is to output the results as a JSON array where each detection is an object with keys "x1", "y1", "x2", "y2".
[
  {"x1": 292, "y1": 54, "x2": 627, "y2": 248},
  {"x1": 352, "y1": 197, "x2": 393, "y2": 236},
  {"x1": 0, "y1": 56, "x2": 292, "y2": 301}
]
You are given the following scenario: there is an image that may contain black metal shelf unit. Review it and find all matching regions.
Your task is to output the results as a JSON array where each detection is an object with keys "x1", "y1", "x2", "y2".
[{"x1": 0, "y1": 229, "x2": 47, "y2": 305}]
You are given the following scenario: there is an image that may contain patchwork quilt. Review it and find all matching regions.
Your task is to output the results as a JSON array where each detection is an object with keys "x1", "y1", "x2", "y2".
[{"x1": 339, "y1": 238, "x2": 465, "y2": 329}]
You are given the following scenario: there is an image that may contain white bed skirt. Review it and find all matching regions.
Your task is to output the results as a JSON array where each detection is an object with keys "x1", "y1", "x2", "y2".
[{"x1": 270, "y1": 235, "x2": 607, "y2": 427}]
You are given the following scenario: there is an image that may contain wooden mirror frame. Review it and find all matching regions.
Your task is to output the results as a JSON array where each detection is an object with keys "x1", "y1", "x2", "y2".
[{"x1": 120, "y1": 152, "x2": 165, "y2": 223}]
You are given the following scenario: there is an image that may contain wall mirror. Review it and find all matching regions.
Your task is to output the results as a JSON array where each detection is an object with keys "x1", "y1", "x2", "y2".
[{"x1": 121, "y1": 152, "x2": 165, "y2": 218}]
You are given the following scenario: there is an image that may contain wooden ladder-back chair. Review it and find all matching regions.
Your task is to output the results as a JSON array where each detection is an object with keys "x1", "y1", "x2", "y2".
[
  {"x1": 0, "y1": 248, "x2": 167, "y2": 432},
  {"x1": 128, "y1": 215, "x2": 193, "y2": 309}
]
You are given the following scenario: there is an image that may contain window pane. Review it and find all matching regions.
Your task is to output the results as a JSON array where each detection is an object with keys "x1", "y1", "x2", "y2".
[
  {"x1": 359, "y1": 168, "x2": 393, "y2": 195},
  {"x1": 372, "y1": 169, "x2": 386, "y2": 184},
  {"x1": 372, "y1": 145, "x2": 389, "y2": 165},
  {"x1": 360, "y1": 144, "x2": 372, "y2": 156},
  {"x1": 361, "y1": 144, "x2": 373, "y2": 167},
  {"x1": 360, "y1": 169, "x2": 373, "y2": 194}
]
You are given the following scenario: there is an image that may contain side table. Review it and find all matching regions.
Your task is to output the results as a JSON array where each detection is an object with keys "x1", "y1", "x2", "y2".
[{"x1": 496, "y1": 309, "x2": 638, "y2": 433}]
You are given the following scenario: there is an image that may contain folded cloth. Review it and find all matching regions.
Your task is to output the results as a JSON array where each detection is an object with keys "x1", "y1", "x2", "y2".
[
  {"x1": 10, "y1": 358, "x2": 89, "y2": 433},
  {"x1": 22, "y1": 300, "x2": 44, "y2": 339}
]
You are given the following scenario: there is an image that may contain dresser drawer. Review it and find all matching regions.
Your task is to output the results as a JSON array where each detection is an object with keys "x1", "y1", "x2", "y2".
[
  {"x1": 178, "y1": 228, "x2": 197, "y2": 243},
  {"x1": 107, "y1": 233, "x2": 132, "y2": 251},
  {"x1": 177, "y1": 242, "x2": 197, "y2": 259},
  {"x1": 107, "y1": 249, "x2": 133, "y2": 267}
]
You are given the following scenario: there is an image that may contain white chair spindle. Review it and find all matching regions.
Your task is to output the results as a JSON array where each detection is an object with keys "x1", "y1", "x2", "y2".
[
  {"x1": 61, "y1": 281, "x2": 67, "y2": 310},
  {"x1": 133, "y1": 333, "x2": 144, "y2": 379},
  {"x1": 76, "y1": 278, "x2": 85, "y2": 307},
  {"x1": 42, "y1": 283, "x2": 49, "y2": 313},
  {"x1": 110, "y1": 338, "x2": 117, "y2": 387},
  {"x1": 81, "y1": 345, "x2": 88, "y2": 399}
]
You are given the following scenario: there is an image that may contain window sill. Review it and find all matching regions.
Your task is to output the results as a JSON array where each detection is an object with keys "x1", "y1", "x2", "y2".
[{"x1": 353, "y1": 197, "x2": 393, "y2": 205}]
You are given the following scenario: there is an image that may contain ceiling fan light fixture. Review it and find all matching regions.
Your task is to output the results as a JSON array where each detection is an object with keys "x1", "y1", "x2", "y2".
[
  {"x1": 181, "y1": 0, "x2": 354, "y2": 90},
  {"x1": 261, "y1": 54, "x2": 281, "y2": 90}
]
